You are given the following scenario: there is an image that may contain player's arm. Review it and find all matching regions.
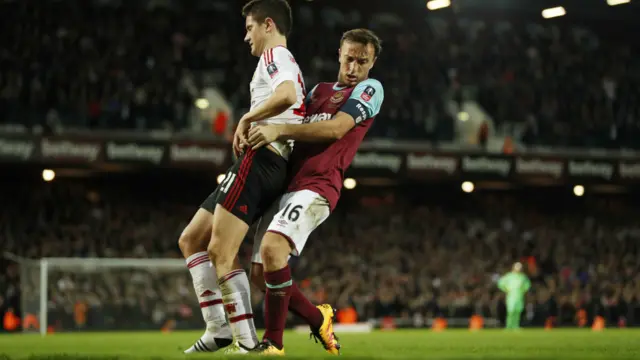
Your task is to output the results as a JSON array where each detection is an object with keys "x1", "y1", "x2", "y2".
[
  {"x1": 497, "y1": 275, "x2": 508, "y2": 292},
  {"x1": 241, "y1": 82, "x2": 297, "y2": 123},
  {"x1": 249, "y1": 79, "x2": 384, "y2": 146},
  {"x1": 524, "y1": 277, "x2": 531, "y2": 292},
  {"x1": 277, "y1": 110, "x2": 354, "y2": 142},
  {"x1": 241, "y1": 49, "x2": 299, "y2": 123},
  {"x1": 279, "y1": 79, "x2": 383, "y2": 142}
]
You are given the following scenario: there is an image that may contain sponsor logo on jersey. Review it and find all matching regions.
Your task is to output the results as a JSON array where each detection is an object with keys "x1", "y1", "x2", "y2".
[
  {"x1": 355, "y1": 102, "x2": 368, "y2": 123},
  {"x1": 361, "y1": 85, "x2": 376, "y2": 102},
  {"x1": 266, "y1": 63, "x2": 279, "y2": 78},
  {"x1": 303, "y1": 112, "x2": 332, "y2": 124},
  {"x1": 330, "y1": 91, "x2": 345, "y2": 104}
]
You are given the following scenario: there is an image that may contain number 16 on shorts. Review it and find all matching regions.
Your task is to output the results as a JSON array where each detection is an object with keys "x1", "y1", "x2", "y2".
[{"x1": 267, "y1": 190, "x2": 331, "y2": 256}]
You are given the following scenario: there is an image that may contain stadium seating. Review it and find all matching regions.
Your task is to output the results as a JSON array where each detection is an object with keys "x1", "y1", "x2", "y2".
[
  {"x1": 2, "y1": 0, "x2": 640, "y2": 333},
  {"x1": 1, "y1": 177, "x2": 639, "y2": 330},
  {"x1": 1, "y1": 0, "x2": 639, "y2": 147}
]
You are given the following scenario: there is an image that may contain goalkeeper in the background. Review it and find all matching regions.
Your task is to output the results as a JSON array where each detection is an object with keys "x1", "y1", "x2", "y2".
[{"x1": 497, "y1": 262, "x2": 531, "y2": 330}]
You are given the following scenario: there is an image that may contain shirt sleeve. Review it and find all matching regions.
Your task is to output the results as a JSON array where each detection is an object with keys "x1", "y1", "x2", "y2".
[
  {"x1": 261, "y1": 47, "x2": 299, "y2": 91},
  {"x1": 305, "y1": 84, "x2": 318, "y2": 108},
  {"x1": 339, "y1": 78, "x2": 385, "y2": 124},
  {"x1": 497, "y1": 275, "x2": 508, "y2": 292},
  {"x1": 523, "y1": 277, "x2": 531, "y2": 292}
]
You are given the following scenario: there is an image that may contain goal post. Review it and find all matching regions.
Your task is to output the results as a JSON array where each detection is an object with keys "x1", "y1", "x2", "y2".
[{"x1": 19, "y1": 257, "x2": 190, "y2": 336}]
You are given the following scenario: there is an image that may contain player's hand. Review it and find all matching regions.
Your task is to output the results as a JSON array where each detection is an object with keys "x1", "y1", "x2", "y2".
[
  {"x1": 233, "y1": 118, "x2": 251, "y2": 157},
  {"x1": 248, "y1": 124, "x2": 281, "y2": 150}
]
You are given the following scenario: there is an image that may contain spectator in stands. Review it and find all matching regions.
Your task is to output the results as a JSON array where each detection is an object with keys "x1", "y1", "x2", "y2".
[
  {"x1": 1, "y1": 177, "x2": 639, "y2": 331},
  {"x1": 1, "y1": 0, "x2": 640, "y2": 148}
]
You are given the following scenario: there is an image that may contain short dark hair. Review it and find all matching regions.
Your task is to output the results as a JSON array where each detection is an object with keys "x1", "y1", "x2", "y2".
[
  {"x1": 340, "y1": 29, "x2": 383, "y2": 58},
  {"x1": 242, "y1": 0, "x2": 293, "y2": 37}
]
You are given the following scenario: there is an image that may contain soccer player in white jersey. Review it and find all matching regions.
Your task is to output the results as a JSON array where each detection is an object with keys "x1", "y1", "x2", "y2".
[{"x1": 179, "y1": 0, "x2": 306, "y2": 353}]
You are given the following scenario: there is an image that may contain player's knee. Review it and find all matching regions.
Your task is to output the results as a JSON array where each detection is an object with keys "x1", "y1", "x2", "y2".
[
  {"x1": 178, "y1": 228, "x2": 205, "y2": 256},
  {"x1": 259, "y1": 232, "x2": 292, "y2": 267},
  {"x1": 207, "y1": 232, "x2": 235, "y2": 268},
  {"x1": 250, "y1": 263, "x2": 266, "y2": 292},
  {"x1": 179, "y1": 209, "x2": 212, "y2": 256}
]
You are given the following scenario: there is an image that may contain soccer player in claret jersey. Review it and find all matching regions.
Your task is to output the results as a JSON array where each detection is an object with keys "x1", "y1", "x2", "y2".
[
  {"x1": 245, "y1": 29, "x2": 385, "y2": 355},
  {"x1": 178, "y1": 0, "x2": 307, "y2": 354}
]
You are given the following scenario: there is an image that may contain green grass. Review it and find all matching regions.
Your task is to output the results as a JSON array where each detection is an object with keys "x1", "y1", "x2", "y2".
[{"x1": 1, "y1": 329, "x2": 639, "y2": 359}]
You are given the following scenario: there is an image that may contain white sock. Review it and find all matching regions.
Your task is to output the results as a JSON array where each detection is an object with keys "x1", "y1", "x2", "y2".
[
  {"x1": 218, "y1": 269, "x2": 259, "y2": 348},
  {"x1": 186, "y1": 252, "x2": 227, "y2": 333}
]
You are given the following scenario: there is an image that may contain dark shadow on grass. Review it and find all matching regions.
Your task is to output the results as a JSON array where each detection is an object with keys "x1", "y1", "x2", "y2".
[{"x1": 2, "y1": 355, "x2": 639, "y2": 360}]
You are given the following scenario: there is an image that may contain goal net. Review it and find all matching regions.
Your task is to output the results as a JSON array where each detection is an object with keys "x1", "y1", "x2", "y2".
[{"x1": 19, "y1": 257, "x2": 203, "y2": 336}]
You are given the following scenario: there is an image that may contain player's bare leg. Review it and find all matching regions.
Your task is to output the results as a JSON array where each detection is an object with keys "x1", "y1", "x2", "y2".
[
  {"x1": 256, "y1": 232, "x2": 340, "y2": 355},
  {"x1": 250, "y1": 262, "x2": 267, "y2": 292},
  {"x1": 179, "y1": 208, "x2": 233, "y2": 353},
  {"x1": 208, "y1": 205, "x2": 259, "y2": 352}
]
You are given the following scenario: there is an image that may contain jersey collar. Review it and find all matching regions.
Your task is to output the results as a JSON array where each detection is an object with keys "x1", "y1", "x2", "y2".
[
  {"x1": 333, "y1": 77, "x2": 369, "y2": 91},
  {"x1": 333, "y1": 83, "x2": 347, "y2": 91}
]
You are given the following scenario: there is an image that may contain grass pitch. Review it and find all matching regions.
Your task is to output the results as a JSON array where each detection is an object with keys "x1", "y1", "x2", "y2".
[{"x1": 1, "y1": 329, "x2": 639, "y2": 359}]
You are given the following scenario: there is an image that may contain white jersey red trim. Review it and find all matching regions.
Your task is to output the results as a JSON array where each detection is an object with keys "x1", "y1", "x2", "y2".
[{"x1": 249, "y1": 46, "x2": 306, "y2": 160}]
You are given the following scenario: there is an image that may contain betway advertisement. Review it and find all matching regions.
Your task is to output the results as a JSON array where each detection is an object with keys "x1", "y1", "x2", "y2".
[
  {"x1": 1, "y1": 133, "x2": 639, "y2": 183},
  {"x1": 0, "y1": 134, "x2": 229, "y2": 168}
]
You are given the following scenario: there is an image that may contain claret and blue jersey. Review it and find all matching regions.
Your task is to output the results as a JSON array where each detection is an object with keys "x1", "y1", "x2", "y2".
[
  {"x1": 287, "y1": 78, "x2": 385, "y2": 211},
  {"x1": 303, "y1": 78, "x2": 384, "y2": 125}
]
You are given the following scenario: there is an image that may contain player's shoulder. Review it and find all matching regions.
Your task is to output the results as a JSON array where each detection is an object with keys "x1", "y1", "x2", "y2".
[
  {"x1": 355, "y1": 78, "x2": 384, "y2": 94},
  {"x1": 259, "y1": 46, "x2": 295, "y2": 67},
  {"x1": 349, "y1": 78, "x2": 384, "y2": 106},
  {"x1": 269, "y1": 46, "x2": 298, "y2": 63}
]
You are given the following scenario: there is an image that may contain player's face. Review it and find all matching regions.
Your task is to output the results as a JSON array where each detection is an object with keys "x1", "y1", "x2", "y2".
[
  {"x1": 244, "y1": 15, "x2": 267, "y2": 57},
  {"x1": 338, "y1": 41, "x2": 377, "y2": 87}
]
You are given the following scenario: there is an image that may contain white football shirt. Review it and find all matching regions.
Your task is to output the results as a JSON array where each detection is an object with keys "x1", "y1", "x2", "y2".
[{"x1": 249, "y1": 46, "x2": 306, "y2": 160}]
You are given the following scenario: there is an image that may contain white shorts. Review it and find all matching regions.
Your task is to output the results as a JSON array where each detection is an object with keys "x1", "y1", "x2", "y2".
[{"x1": 251, "y1": 189, "x2": 330, "y2": 264}]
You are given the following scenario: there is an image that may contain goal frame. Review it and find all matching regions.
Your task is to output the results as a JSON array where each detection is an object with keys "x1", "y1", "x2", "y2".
[{"x1": 33, "y1": 257, "x2": 186, "y2": 336}]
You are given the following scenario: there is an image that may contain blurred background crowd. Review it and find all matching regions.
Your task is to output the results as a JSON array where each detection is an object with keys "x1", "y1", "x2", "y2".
[
  {"x1": 2, "y1": 0, "x2": 640, "y2": 333},
  {"x1": 1, "y1": 177, "x2": 639, "y2": 331},
  {"x1": 2, "y1": 0, "x2": 640, "y2": 148}
]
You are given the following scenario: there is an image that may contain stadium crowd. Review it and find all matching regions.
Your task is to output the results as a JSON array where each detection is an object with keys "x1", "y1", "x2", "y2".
[
  {"x1": 2, "y1": 0, "x2": 640, "y2": 334},
  {"x1": 2, "y1": 0, "x2": 640, "y2": 147},
  {"x1": 1, "y1": 176, "x2": 640, "y2": 332}
]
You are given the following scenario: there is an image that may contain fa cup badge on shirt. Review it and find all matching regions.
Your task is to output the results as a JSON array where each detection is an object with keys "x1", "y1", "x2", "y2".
[{"x1": 361, "y1": 86, "x2": 375, "y2": 102}]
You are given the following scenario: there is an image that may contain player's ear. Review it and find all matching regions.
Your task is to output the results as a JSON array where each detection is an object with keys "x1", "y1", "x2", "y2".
[
  {"x1": 337, "y1": 48, "x2": 341, "y2": 60},
  {"x1": 264, "y1": 17, "x2": 276, "y2": 33}
]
